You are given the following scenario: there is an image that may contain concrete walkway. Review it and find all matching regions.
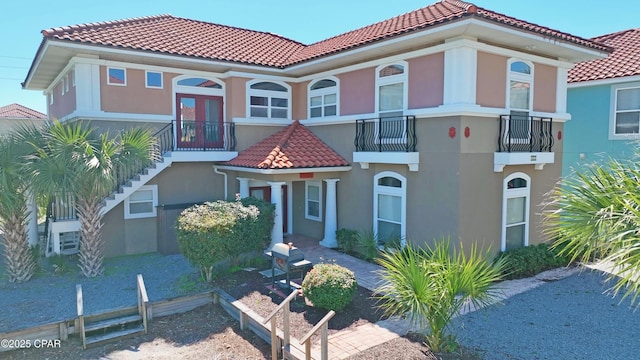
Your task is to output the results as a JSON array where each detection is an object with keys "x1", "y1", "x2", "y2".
[{"x1": 289, "y1": 235, "x2": 579, "y2": 360}]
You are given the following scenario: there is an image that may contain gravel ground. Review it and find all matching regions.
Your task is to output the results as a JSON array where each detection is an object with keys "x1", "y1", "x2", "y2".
[
  {"x1": 452, "y1": 270, "x2": 640, "y2": 360},
  {"x1": 0, "y1": 252, "x2": 207, "y2": 333}
]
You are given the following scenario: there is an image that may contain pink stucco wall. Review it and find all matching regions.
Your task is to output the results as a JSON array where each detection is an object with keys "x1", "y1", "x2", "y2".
[
  {"x1": 408, "y1": 53, "x2": 444, "y2": 109},
  {"x1": 100, "y1": 67, "x2": 174, "y2": 115},
  {"x1": 226, "y1": 77, "x2": 247, "y2": 119},
  {"x1": 338, "y1": 68, "x2": 375, "y2": 115},
  {"x1": 48, "y1": 76, "x2": 76, "y2": 120},
  {"x1": 533, "y1": 63, "x2": 556, "y2": 113},
  {"x1": 292, "y1": 81, "x2": 308, "y2": 120},
  {"x1": 476, "y1": 51, "x2": 507, "y2": 108}
]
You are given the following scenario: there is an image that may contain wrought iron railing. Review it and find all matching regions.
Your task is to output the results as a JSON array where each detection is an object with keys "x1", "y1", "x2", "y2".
[
  {"x1": 174, "y1": 120, "x2": 236, "y2": 151},
  {"x1": 498, "y1": 115, "x2": 554, "y2": 152},
  {"x1": 354, "y1": 115, "x2": 417, "y2": 152}
]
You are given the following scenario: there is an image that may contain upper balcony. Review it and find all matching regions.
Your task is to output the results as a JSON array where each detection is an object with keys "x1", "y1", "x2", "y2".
[
  {"x1": 154, "y1": 120, "x2": 237, "y2": 162},
  {"x1": 353, "y1": 115, "x2": 419, "y2": 171},
  {"x1": 494, "y1": 114, "x2": 555, "y2": 172}
]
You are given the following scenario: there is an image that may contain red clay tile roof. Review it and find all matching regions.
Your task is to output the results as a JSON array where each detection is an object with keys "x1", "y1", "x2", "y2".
[
  {"x1": 568, "y1": 29, "x2": 640, "y2": 83},
  {"x1": 0, "y1": 103, "x2": 47, "y2": 119},
  {"x1": 224, "y1": 121, "x2": 349, "y2": 170},
  {"x1": 41, "y1": 0, "x2": 607, "y2": 68}
]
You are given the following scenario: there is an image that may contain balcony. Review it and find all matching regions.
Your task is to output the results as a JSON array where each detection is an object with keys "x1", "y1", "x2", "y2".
[
  {"x1": 353, "y1": 115, "x2": 419, "y2": 171},
  {"x1": 153, "y1": 120, "x2": 237, "y2": 162},
  {"x1": 494, "y1": 114, "x2": 555, "y2": 172}
]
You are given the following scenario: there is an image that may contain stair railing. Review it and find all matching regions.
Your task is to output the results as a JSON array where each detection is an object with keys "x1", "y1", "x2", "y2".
[
  {"x1": 299, "y1": 310, "x2": 336, "y2": 360},
  {"x1": 137, "y1": 274, "x2": 149, "y2": 334},
  {"x1": 76, "y1": 284, "x2": 86, "y2": 349},
  {"x1": 262, "y1": 290, "x2": 298, "y2": 360}
]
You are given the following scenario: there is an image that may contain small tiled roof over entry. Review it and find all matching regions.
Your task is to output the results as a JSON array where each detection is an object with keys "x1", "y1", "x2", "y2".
[
  {"x1": 0, "y1": 103, "x2": 47, "y2": 119},
  {"x1": 569, "y1": 29, "x2": 640, "y2": 83},
  {"x1": 224, "y1": 121, "x2": 348, "y2": 170}
]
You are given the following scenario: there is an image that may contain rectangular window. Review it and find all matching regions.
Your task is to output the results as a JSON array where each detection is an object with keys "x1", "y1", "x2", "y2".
[
  {"x1": 615, "y1": 87, "x2": 640, "y2": 134},
  {"x1": 125, "y1": 185, "x2": 158, "y2": 219},
  {"x1": 146, "y1": 71, "x2": 163, "y2": 89},
  {"x1": 305, "y1": 181, "x2": 322, "y2": 221},
  {"x1": 107, "y1": 67, "x2": 126, "y2": 86}
]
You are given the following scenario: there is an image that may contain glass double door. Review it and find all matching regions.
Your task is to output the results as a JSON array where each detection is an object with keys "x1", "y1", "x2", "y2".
[{"x1": 176, "y1": 94, "x2": 223, "y2": 149}]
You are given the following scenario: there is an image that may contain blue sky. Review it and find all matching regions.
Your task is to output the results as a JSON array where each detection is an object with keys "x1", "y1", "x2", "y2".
[{"x1": 2, "y1": 0, "x2": 638, "y2": 114}]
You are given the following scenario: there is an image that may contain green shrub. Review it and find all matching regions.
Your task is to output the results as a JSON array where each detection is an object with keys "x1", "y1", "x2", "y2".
[
  {"x1": 336, "y1": 228, "x2": 358, "y2": 253},
  {"x1": 355, "y1": 229, "x2": 380, "y2": 261},
  {"x1": 176, "y1": 200, "x2": 274, "y2": 281},
  {"x1": 302, "y1": 263, "x2": 358, "y2": 311},
  {"x1": 240, "y1": 197, "x2": 275, "y2": 248},
  {"x1": 496, "y1": 243, "x2": 571, "y2": 279}
]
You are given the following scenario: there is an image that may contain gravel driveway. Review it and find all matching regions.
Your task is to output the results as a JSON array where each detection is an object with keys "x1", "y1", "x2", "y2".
[{"x1": 453, "y1": 270, "x2": 639, "y2": 360}]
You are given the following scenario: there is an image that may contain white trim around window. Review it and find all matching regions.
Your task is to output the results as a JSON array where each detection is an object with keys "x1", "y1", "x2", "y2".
[
  {"x1": 145, "y1": 71, "x2": 163, "y2": 89},
  {"x1": 305, "y1": 181, "x2": 322, "y2": 221},
  {"x1": 373, "y1": 171, "x2": 406, "y2": 245},
  {"x1": 246, "y1": 80, "x2": 291, "y2": 119},
  {"x1": 107, "y1": 67, "x2": 127, "y2": 86},
  {"x1": 124, "y1": 185, "x2": 158, "y2": 219},
  {"x1": 308, "y1": 77, "x2": 339, "y2": 119},
  {"x1": 610, "y1": 82, "x2": 640, "y2": 140},
  {"x1": 375, "y1": 61, "x2": 408, "y2": 118},
  {"x1": 501, "y1": 172, "x2": 530, "y2": 252}
]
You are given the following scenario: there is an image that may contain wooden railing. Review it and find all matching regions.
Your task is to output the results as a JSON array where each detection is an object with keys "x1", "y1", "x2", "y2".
[
  {"x1": 262, "y1": 290, "x2": 298, "y2": 359},
  {"x1": 137, "y1": 274, "x2": 149, "y2": 334},
  {"x1": 76, "y1": 284, "x2": 86, "y2": 348},
  {"x1": 299, "y1": 310, "x2": 335, "y2": 360}
]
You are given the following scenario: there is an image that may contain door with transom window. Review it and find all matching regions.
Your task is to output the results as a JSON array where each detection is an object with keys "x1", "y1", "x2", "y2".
[{"x1": 176, "y1": 94, "x2": 223, "y2": 149}]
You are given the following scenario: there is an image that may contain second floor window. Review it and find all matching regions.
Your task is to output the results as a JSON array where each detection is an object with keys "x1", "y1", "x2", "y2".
[
  {"x1": 309, "y1": 79, "x2": 337, "y2": 118},
  {"x1": 107, "y1": 67, "x2": 126, "y2": 86},
  {"x1": 507, "y1": 60, "x2": 533, "y2": 141},
  {"x1": 248, "y1": 81, "x2": 290, "y2": 119},
  {"x1": 614, "y1": 87, "x2": 640, "y2": 134},
  {"x1": 376, "y1": 63, "x2": 407, "y2": 118}
]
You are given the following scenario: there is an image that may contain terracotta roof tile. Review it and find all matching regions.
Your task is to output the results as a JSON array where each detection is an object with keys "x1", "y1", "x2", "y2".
[
  {"x1": 568, "y1": 29, "x2": 640, "y2": 83},
  {"x1": 0, "y1": 103, "x2": 47, "y2": 119},
  {"x1": 41, "y1": 1, "x2": 607, "y2": 68},
  {"x1": 224, "y1": 121, "x2": 349, "y2": 169}
]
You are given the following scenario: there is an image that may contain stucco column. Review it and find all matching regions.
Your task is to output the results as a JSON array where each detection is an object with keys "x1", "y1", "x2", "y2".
[
  {"x1": 26, "y1": 191, "x2": 39, "y2": 247},
  {"x1": 237, "y1": 178, "x2": 250, "y2": 198},
  {"x1": 268, "y1": 182, "x2": 286, "y2": 249},
  {"x1": 320, "y1": 179, "x2": 340, "y2": 248}
]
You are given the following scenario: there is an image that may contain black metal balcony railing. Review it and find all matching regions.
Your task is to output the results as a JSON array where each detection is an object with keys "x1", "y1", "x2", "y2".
[
  {"x1": 354, "y1": 115, "x2": 417, "y2": 152},
  {"x1": 174, "y1": 120, "x2": 236, "y2": 152},
  {"x1": 498, "y1": 115, "x2": 554, "y2": 152}
]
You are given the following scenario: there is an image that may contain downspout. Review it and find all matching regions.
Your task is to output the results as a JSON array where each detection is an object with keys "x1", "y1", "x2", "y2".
[{"x1": 213, "y1": 166, "x2": 228, "y2": 200}]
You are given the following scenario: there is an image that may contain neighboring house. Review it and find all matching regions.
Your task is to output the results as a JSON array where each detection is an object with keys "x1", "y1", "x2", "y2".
[
  {"x1": 564, "y1": 29, "x2": 640, "y2": 176},
  {"x1": 22, "y1": 0, "x2": 609, "y2": 257},
  {"x1": 0, "y1": 103, "x2": 47, "y2": 136}
]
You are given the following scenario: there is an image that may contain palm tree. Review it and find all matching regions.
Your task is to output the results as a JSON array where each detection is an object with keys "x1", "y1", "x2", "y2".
[
  {"x1": 18, "y1": 121, "x2": 156, "y2": 277},
  {"x1": 0, "y1": 135, "x2": 37, "y2": 282},
  {"x1": 544, "y1": 157, "x2": 640, "y2": 305},
  {"x1": 375, "y1": 238, "x2": 505, "y2": 352}
]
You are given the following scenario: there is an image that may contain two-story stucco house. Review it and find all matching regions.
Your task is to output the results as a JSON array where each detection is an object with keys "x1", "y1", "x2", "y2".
[
  {"x1": 564, "y1": 29, "x2": 640, "y2": 176},
  {"x1": 22, "y1": 0, "x2": 609, "y2": 257}
]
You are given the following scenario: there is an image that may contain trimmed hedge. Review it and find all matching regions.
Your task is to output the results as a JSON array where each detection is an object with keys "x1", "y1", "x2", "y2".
[
  {"x1": 176, "y1": 199, "x2": 274, "y2": 281},
  {"x1": 302, "y1": 263, "x2": 357, "y2": 312},
  {"x1": 496, "y1": 243, "x2": 572, "y2": 279}
]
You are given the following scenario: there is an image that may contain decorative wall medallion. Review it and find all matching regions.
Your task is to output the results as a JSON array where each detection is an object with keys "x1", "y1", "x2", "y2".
[
  {"x1": 464, "y1": 126, "x2": 470, "y2": 138},
  {"x1": 557, "y1": 130, "x2": 562, "y2": 140},
  {"x1": 449, "y1": 126, "x2": 456, "y2": 138}
]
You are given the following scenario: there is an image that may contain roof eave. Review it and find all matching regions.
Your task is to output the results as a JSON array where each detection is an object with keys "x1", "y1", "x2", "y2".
[{"x1": 214, "y1": 165, "x2": 352, "y2": 174}]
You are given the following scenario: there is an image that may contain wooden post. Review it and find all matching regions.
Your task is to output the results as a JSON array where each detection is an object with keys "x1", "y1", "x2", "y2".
[
  {"x1": 283, "y1": 300, "x2": 290, "y2": 348},
  {"x1": 305, "y1": 341, "x2": 311, "y2": 360},
  {"x1": 321, "y1": 322, "x2": 329, "y2": 360},
  {"x1": 270, "y1": 317, "x2": 278, "y2": 360},
  {"x1": 76, "y1": 284, "x2": 85, "y2": 349}
]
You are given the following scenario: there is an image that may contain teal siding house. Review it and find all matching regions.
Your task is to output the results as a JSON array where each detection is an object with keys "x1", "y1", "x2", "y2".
[{"x1": 564, "y1": 29, "x2": 640, "y2": 176}]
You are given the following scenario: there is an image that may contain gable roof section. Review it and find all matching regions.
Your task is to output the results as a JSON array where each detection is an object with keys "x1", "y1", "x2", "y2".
[
  {"x1": 0, "y1": 103, "x2": 47, "y2": 119},
  {"x1": 568, "y1": 29, "x2": 640, "y2": 83},
  {"x1": 224, "y1": 121, "x2": 348, "y2": 170},
  {"x1": 39, "y1": 0, "x2": 608, "y2": 69}
]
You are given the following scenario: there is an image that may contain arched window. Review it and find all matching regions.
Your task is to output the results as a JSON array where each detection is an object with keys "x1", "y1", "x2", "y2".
[
  {"x1": 308, "y1": 78, "x2": 338, "y2": 118},
  {"x1": 507, "y1": 60, "x2": 534, "y2": 142},
  {"x1": 374, "y1": 171, "x2": 406, "y2": 246},
  {"x1": 247, "y1": 81, "x2": 290, "y2": 119},
  {"x1": 376, "y1": 63, "x2": 407, "y2": 118},
  {"x1": 501, "y1": 172, "x2": 531, "y2": 251}
]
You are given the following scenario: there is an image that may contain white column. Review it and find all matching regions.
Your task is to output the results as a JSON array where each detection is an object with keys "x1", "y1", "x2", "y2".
[
  {"x1": 237, "y1": 178, "x2": 250, "y2": 198},
  {"x1": 26, "y1": 191, "x2": 38, "y2": 247},
  {"x1": 268, "y1": 182, "x2": 286, "y2": 249},
  {"x1": 320, "y1": 179, "x2": 340, "y2": 248},
  {"x1": 443, "y1": 38, "x2": 478, "y2": 106}
]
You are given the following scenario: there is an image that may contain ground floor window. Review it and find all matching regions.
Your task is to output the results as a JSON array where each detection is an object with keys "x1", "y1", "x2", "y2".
[
  {"x1": 125, "y1": 185, "x2": 158, "y2": 219},
  {"x1": 305, "y1": 181, "x2": 322, "y2": 221},
  {"x1": 373, "y1": 171, "x2": 406, "y2": 244},
  {"x1": 502, "y1": 173, "x2": 530, "y2": 251}
]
